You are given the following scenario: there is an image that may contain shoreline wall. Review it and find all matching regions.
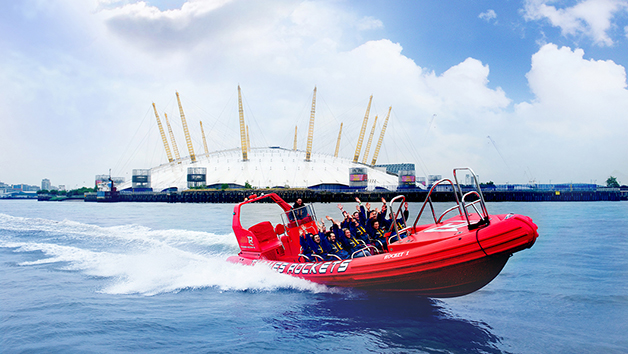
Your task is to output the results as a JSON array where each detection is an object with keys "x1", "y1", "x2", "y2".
[{"x1": 78, "y1": 189, "x2": 623, "y2": 203}]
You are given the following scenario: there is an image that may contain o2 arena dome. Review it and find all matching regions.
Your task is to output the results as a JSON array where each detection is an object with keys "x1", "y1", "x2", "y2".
[{"x1": 115, "y1": 87, "x2": 422, "y2": 192}]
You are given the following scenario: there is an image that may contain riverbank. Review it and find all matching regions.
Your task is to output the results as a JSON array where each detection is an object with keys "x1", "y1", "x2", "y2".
[{"x1": 67, "y1": 188, "x2": 626, "y2": 203}]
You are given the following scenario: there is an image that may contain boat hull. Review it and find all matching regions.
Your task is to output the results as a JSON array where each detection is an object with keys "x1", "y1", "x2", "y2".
[
  {"x1": 339, "y1": 253, "x2": 511, "y2": 297},
  {"x1": 229, "y1": 252, "x2": 511, "y2": 297}
]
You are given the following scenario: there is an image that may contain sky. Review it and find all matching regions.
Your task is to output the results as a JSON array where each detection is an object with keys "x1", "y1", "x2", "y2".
[{"x1": 1, "y1": 0, "x2": 628, "y2": 189}]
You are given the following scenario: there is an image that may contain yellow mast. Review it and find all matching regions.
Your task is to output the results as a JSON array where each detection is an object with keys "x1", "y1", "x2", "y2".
[
  {"x1": 176, "y1": 91, "x2": 196, "y2": 163},
  {"x1": 305, "y1": 87, "x2": 316, "y2": 161},
  {"x1": 152, "y1": 103, "x2": 174, "y2": 163},
  {"x1": 353, "y1": 95, "x2": 372, "y2": 163},
  {"x1": 293, "y1": 126, "x2": 297, "y2": 151},
  {"x1": 238, "y1": 85, "x2": 248, "y2": 161},
  {"x1": 334, "y1": 122, "x2": 343, "y2": 158},
  {"x1": 200, "y1": 120, "x2": 209, "y2": 155},
  {"x1": 362, "y1": 115, "x2": 378, "y2": 164},
  {"x1": 246, "y1": 125, "x2": 250, "y2": 153},
  {"x1": 371, "y1": 106, "x2": 391, "y2": 166},
  {"x1": 164, "y1": 113, "x2": 181, "y2": 160}
]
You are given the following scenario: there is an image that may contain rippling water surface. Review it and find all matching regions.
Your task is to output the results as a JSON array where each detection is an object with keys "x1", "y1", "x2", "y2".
[{"x1": 1, "y1": 199, "x2": 626, "y2": 353}]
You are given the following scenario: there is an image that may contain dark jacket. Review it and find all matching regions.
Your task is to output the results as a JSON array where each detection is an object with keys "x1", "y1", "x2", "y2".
[
  {"x1": 300, "y1": 233, "x2": 313, "y2": 255},
  {"x1": 350, "y1": 223, "x2": 370, "y2": 244}
]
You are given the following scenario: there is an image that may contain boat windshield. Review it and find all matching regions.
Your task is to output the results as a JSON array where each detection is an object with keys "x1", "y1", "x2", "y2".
[{"x1": 281, "y1": 204, "x2": 317, "y2": 229}]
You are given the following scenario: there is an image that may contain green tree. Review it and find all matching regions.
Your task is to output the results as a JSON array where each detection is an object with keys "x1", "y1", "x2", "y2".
[
  {"x1": 221, "y1": 183, "x2": 229, "y2": 190},
  {"x1": 606, "y1": 176, "x2": 620, "y2": 188},
  {"x1": 67, "y1": 187, "x2": 95, "y2": 196},
  {"x1": 244, "y1": 181, "x2": 252, "y2": 189}
]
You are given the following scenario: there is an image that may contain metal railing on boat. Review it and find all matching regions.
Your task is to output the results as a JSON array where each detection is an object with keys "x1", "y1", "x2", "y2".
[{"x1": 412, "y1": 167, "x2": 490, "y2": 232}]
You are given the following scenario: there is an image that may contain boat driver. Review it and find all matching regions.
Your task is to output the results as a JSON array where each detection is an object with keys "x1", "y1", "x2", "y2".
[{"x1": 291, "y1": 198, "x2": 309, "y2": 221}]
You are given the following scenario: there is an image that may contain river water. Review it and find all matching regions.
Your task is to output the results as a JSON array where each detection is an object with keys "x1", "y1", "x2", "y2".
[{"x1": 1, "y1": 199, "x2": 626, "y2": 353}]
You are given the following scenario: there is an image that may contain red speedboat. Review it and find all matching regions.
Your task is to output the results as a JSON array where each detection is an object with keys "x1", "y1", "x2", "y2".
[{"x1": 227, "y1": 168, "x2": 538, "y2": 297}]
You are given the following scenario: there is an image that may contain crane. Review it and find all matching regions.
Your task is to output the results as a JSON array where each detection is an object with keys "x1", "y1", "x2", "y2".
[
  {"x1": 353, "y1": 95, "x2": 372, "y2": 163},
  {"x1": 152, "y1": 103, "x2": 174, "y2": 163},
  {"x1": 371, "y1": 106, "x2": 391, "y2": 166},
  {"x1": 176, "y1": 91, "x2": 196, "y2": 163}
]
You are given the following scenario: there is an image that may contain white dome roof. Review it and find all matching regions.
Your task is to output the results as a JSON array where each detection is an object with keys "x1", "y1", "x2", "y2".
[{"x1": 118, "y1": 147, "x2": 401, "y2": 191}]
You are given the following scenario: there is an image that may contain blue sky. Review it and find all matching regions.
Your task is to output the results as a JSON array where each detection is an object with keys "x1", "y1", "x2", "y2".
[
  {"x1": 1, "y1": 0, "x2": 628, "y2": 188},
  {"x1": 360, "y1": 0, "x2": 628, "y2": 101}
]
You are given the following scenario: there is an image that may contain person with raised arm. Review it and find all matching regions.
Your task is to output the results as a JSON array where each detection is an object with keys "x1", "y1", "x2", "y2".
[
  {"x1": 336, "y1": 203, "x2": 353, "y2": 229},
  {"x1": 325, "y1": 231, "x2": 349, "y2": 260},
  {"x1": 298, "y1": 226, "x2": 315, "y2": 261},
  {"x1": 377, "y1": 197, "x2": 392, "y2": 229},
  {"x1": 327, "y1": 215, "x2": 370, "y2": 258},
  {"x1": 381, "y1": 199, "x2": 411, "y2": 241},
  {"x1": 349, "y1": 216, "x2": 370, "y2": 245}
]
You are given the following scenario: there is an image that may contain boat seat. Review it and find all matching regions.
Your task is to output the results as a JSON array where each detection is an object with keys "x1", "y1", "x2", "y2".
[
  {"x1": 275, "y1": 224, "x2": 286, "y2": 235},
  {"x1": 249, "y1": 221, "x2": 282, "y2": 253}
]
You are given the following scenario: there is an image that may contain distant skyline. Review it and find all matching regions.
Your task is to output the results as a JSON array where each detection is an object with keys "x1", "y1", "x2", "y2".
[{"x1": 1, "y1": 0, "x2": 627, "y2": 188}]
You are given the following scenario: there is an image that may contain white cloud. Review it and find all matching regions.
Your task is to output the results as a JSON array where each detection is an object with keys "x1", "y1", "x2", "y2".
[
  {"x1": 479, "y1": 9, "x2": 497, "y2": 22},
  {"x1": 102, "y1": 0, "x2": 231, "y2": 21},
  {"x1": 511, "y1": 43, "x2": 628, "y2": 183},
  {"x1": 524, "y1": 0, "x2": 628, "y2": 46},
  {"x1": 519, "y1": 43, "x2": 628, "y2": 136},
  {"x1": 356, "y1": 16, "x2": 383, "y2": 31}
]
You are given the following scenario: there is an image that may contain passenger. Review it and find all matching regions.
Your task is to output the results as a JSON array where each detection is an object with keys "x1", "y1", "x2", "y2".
[
  {"x1": 325, "y1": 232, "x2": 349, "y2": 260},
  {"x1": 350, "y1": 217, "x2": 370, "y2": 245},
  {"x1": 298, "y1": 227, "x2": 314, "y2": 261},
  {"x1": 365, "y1": 207, "x2": 379, "y2": 236},
  {"x1": 378, "y1": 198, "x2": 392, "y2": 229},
  {"x1": 381, "y1": 200, "x2": 410, "y2": 241},
  {"x1": 341, "y1": 212, "x2": 353, "y2": 229},
  {"x1": 342, "y1": 228, "x2": 371, "y2": 258},
  {"x1": 326, "y1": 215, "x2": 341, "y2": 236},
  {"x1": 309, "y1": 233, "x2": 327, "y2": 260},
  {"x1": 393, "y1": 202, "x2": 410, "y2": 239},
  {"x1": 336, "y1": 204, "x2": 353, "y2": 229},
  {"x1": 369, "y1": 220, "x2": 388, "y2": 251},
  {"x1": 352, "y1": 211, "x2": 361, "y2": 224},
  {"x1": 354, "y1": 197, "x2": 369, "y2": 225},
  {"x1": 327, "y1": 216, "x2": 369, "y2": 257}
]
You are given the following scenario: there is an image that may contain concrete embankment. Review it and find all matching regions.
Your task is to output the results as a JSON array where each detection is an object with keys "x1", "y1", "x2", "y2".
[{"x1": 79, "y1": 189, "x2": 623, "y2": 203}]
